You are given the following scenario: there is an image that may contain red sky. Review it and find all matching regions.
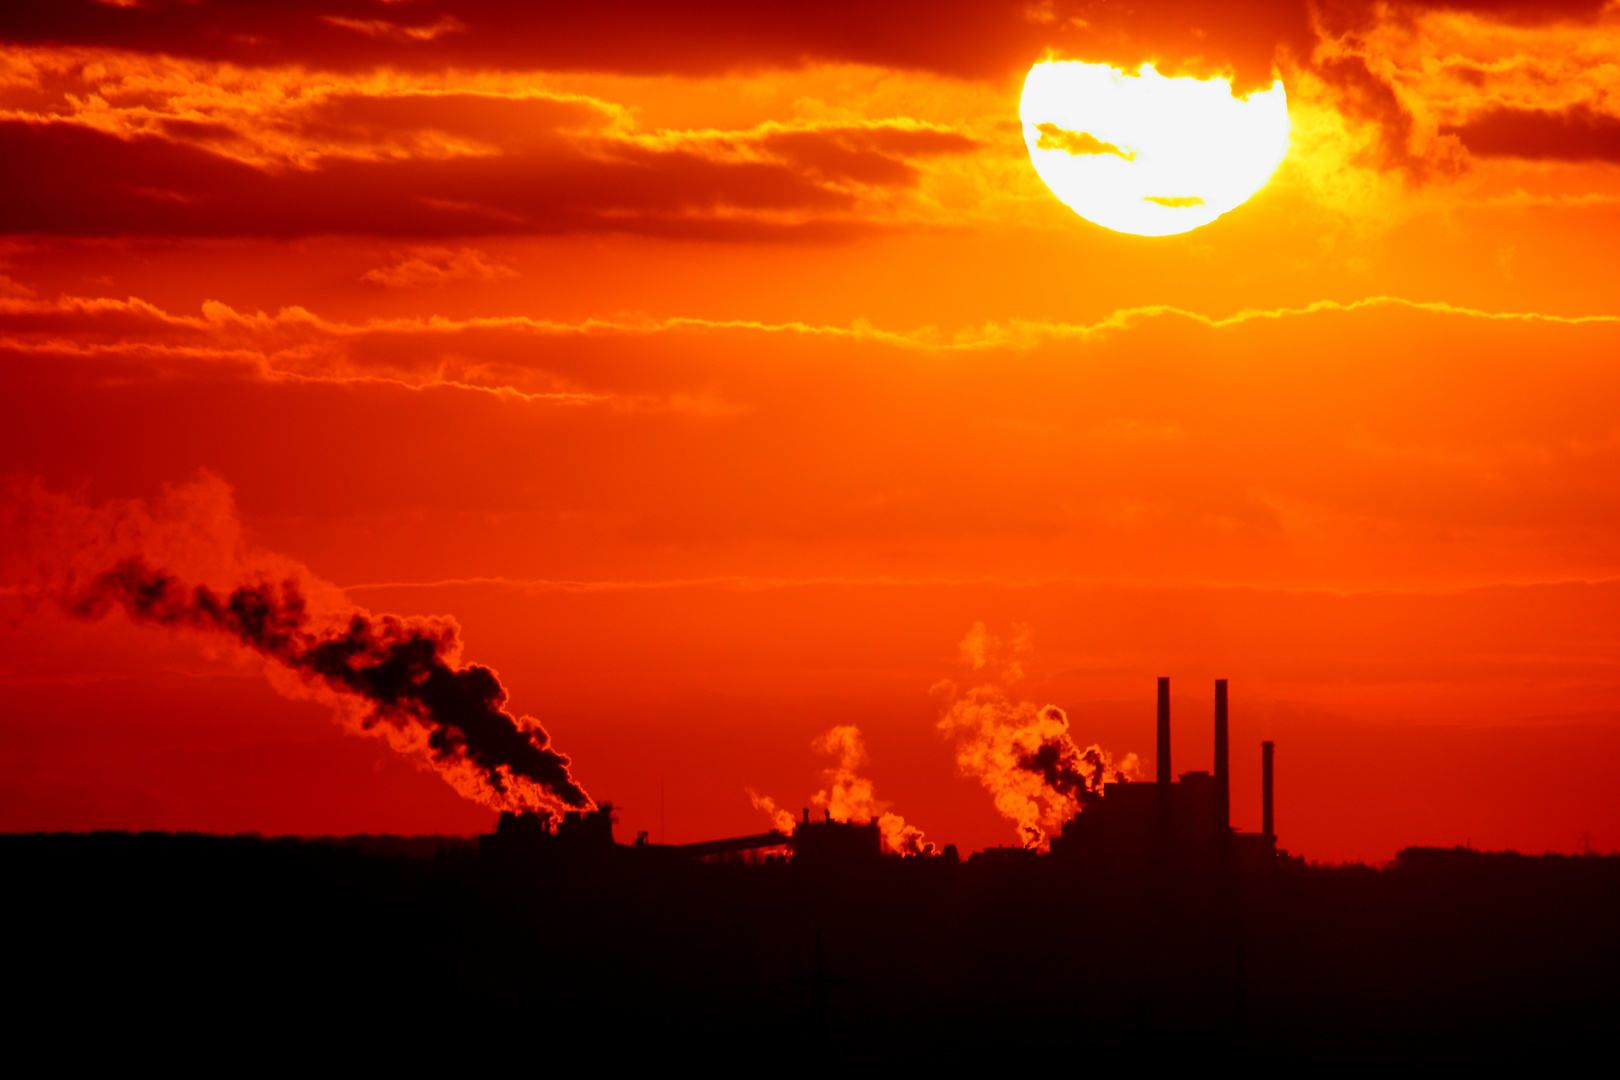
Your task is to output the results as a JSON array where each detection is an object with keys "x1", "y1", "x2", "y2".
[{"x1": 3, "y1": 0, "x2": 1618, "y2": 861}]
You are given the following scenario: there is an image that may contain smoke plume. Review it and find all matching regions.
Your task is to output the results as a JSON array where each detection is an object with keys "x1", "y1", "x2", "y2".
[
  {"x1": 937, "y1": 683, "x2": 1138, "y2": 851},
  {"x1": 8, "y1": 473, "x2": 590, "y2": 817},
  {"x1": 746, "y1": 788, "x2": 796, "y2": 834},
  {"x1": 811, "y1": 725, "x2": 933, "y2": 857},
  {"x1": 748, "y1": 724, "x2": 933, "y2": 856}
]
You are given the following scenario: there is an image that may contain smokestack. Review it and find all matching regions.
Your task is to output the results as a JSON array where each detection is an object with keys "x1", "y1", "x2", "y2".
[
  {"x1": 1214, "y1": 679, "x2": 1229, "y2": 832},
  {"x1": 1156, "y1": 677, "x2": 1171, "y2": 786},
  {"x1": 1262, "y1": 740, "x2": 1275, "y2": 841}
]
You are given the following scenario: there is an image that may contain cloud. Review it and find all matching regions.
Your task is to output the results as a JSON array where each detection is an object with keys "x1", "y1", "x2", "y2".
[
  {"x1": 1311, "y1": 0, "x2": 1620, "y2": 169},
  {"x1": 1442, "y1": 104, "x2": 1620, "y2": 162},
  {"x1": 1, "y1": 289, "x2": 1613, "y2": 405},
  {"x1": 4, "y1": 0, "x2": 1615, "y2": 245},
  {"x1": 1033, "y1": 123, "x2": 1135, "y2": 159},
  {"x1": 321, "y1": 14, "x2": 467, "y2": 44},
  {"x1": 0, "y1": 1, "x2": 1380, "y2": 93},
  {"x1": 4, "y1": 291, "x2": 1619, "y2": 587},
  {"x1": 0, "y1": 118, "x2": 861, "y2": 239},
  {"x1": 362, "y1": 248, "x2": 517, "y2": 288},
  {"x1": 0, "y1": 50, "x2": 981, "y2": 240},
  {"x1": 0, "y1": 1, "x2": 1142, "y2": 82}
]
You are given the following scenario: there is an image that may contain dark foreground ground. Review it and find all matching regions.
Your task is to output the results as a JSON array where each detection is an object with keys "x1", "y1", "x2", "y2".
[{"x1": 5, "y1": 832, "x2": 1617, "y2": 1068}]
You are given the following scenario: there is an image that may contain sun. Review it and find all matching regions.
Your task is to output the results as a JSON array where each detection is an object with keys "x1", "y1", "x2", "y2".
[{"x1": 1021, "y1": 61, "x2": 1291, "y2": 237}]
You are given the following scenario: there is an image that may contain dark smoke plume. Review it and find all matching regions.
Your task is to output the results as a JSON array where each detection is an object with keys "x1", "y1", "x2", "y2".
[
  {"x1": 69, "y1": 557, "x2": 591, "y2": 814},
  {"x1": 938, "y1": 684, "x2": 1138, "y2": 850},
  {"x1": 1017, "y1": 733, "x2": 1113, "y2": 801}
]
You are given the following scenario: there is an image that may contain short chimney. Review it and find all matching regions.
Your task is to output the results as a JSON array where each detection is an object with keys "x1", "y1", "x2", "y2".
[
  {"x1": 1214, "y1": 679, "x2": 1230, "y2": 832},
  {"x1": 1156, "y1": 677, "x2": 1171, "y2": 786},
  {"x1": 802, "y1": 807, "x2": 810, "y2": 827},
  {"x1": 1262, "y1": 740, "x2": 1275, "y2": 842}
]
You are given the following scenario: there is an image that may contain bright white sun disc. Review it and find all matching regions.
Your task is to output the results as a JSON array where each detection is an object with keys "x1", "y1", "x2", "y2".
[{"x1": 1021, "y1": 61, "x2": 1290, "y2": 236}]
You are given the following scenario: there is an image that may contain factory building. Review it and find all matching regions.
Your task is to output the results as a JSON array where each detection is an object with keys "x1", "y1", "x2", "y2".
[
  {"x1": 483, "y1": 802, "x2": 882, "y2": 867},
  {"x1": 788, "y1": 808, "x2": 882, "y2": 868},
  {"x1": 481, "y1": 801, "x2": 623, "y2": 860},
  {"x1": 1049, "y1": 678, "x2": 1282, "y2": 871}
]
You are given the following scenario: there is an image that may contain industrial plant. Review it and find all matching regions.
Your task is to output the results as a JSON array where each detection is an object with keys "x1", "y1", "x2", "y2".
[
  {"x1": 11, "y1": 675, "x2": 1615, "y2": 1068},
  {"x1": 483, "y1": 677, "x2": 1283, "y2": 875}
]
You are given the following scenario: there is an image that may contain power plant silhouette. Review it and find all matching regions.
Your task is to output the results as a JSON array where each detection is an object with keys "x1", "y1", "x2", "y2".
[
  {"x1": 485, "y1": 678, "x2": 1282, "y2": 873},
  {"x1": 9, "y1": 677, "x2": 1617, "y2": 1068}
]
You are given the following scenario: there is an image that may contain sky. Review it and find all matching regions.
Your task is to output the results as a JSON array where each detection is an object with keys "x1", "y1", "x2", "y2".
[{"x1": 2, "y1": 0, "x2": 1618, "y2": 862}]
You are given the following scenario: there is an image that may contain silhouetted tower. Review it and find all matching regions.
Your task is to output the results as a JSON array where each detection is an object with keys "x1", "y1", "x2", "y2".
[
  {"x1": 1214, "y1": 679, "x2": 1230, "y2": 833},
  {"x1": 1156, "y1": 677, "x2": 1172, "y2": 786},
  {"x1": 1262, "y1": 740, "x2": 1275, "y2": 842}
]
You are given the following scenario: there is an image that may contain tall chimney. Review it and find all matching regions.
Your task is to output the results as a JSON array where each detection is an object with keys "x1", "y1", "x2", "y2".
[
  {"x1": 1156, "y1": 677, "x2": 1171, "y2": 786},
  {"x1": 1214, "y1": 679, "x2": 1230, "y2": 832},
  {"x1": 1262, "y1": 740, "x2": 1275, "y2": 841}
]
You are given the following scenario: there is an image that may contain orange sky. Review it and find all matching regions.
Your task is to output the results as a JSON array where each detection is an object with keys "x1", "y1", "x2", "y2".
[{"x1": 2, "y1": 1, "x2": 1618, "y2": 861}]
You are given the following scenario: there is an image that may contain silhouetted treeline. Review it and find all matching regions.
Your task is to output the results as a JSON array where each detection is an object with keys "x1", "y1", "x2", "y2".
[{"x1": 4, "y1": 832, "x2": 1616, "y2": 1067}]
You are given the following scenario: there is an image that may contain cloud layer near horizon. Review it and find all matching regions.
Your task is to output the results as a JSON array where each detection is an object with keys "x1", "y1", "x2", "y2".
[{"x1": 5, "y1": 291, "x2": 1616, "y2": 590}]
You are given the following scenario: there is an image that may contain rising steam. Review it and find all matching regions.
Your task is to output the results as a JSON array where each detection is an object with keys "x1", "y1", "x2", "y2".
[
  {"x1": 746, "y1": 788, "x2": 796, "y2": 834},
  {"x1": 938, "y1": 688, "x2": 1135, "y2": 849},
  {"x1": 811, "y1": 725, "x2": 933, "y2": 857},
  {"x1": 937, "y1": 623, "x2": 1137, "y2": 850},
  {"x1": 749, "y1": 724, "x2": 933, "y2": 856},
  {"x1": 9, "y1": 474, "x2": 590, "y2": 818}
]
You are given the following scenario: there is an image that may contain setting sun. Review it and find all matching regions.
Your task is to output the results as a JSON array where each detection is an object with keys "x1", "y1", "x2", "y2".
[{"x1": 1021, "y1": 60, "x2": 1291, "y2": 235}]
